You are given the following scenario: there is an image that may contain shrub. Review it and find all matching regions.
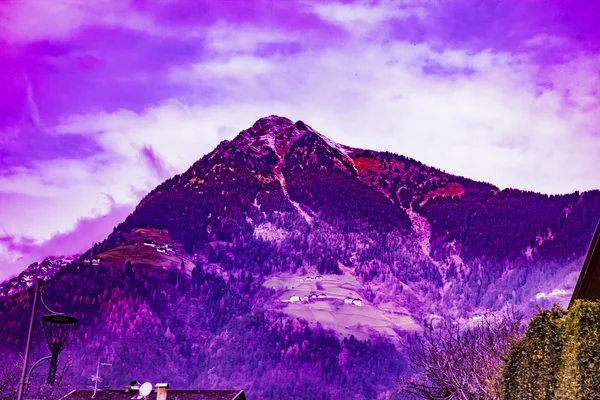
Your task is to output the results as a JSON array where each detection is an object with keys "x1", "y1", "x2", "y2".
[
  {"x1": 555, "y1": 300, "x2": 600, "y2": 400},
  {"x1": 502, "y1": 305, "x2": 565, "y2": 400},
  {"x1": 502, "y1": 301, "x2": 600, "y2": 400}
]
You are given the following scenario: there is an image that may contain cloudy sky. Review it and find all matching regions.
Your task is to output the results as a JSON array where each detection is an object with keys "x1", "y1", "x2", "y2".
[{"x1": 1, "y1": 0, "x2": 599, "y2": 281}]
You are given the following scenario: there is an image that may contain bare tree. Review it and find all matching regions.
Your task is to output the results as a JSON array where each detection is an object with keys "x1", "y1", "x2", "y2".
[
  {"x1": 0, "y1": 360, "x2": 21, "y2": 400},
  {"x1": 29, "y1": 356, "x2": 75, "y2": 400},
  {"x1": 0, "y1": 356, "x2": 74, "y2": 400},
  {"x1": 399, "y1": 309, "x2": 522, "y2": 400}
]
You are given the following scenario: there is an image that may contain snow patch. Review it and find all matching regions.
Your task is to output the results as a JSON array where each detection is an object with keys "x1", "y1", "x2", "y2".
[
  {"x1": 404, "y1": 207, "x2": 432, "y2": 257},
  {"x1": 253, "y1": 222, "x2": 287, "y2": 243},
  {"x1": 275, "y1": 173, "x2": 313, "y2": 224},
  {"x1": 264, "y1": 132, "x2": 277, "y2": 152},
  {"x1": 252, "y1": 193, "x2": 261, "y2": 209},
  {"x1": 522, "y1": 227, "x2": 556, "y2": 259},
  {"x1": 317, "y1": 132, "x2": 349, "y2": 156},
  {"x1": 404, "y1": 207, "x2": 459, "y2": 299},
  {"x1": 535, "y1": 288, "x2": 569, "y2": 300},
  {"x1": 315, "y1": 132, "x2": 358, "y2": 172},
  {"x1": 535, "y1": 227, "x2": 555, "y2": 246},
  {"x1": 523, "y1": 246, "x2": 536, "y2": 260}
]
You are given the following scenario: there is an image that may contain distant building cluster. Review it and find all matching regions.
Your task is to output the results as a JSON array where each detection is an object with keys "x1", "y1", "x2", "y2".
[
  {"x1": 345, "y1": 298, "x2": 363, "y2": 307},
  {"x1": 300, "y1": 276, "x2": 323, "y2": 282},
  {"x1": 281, "y1": 275, "x2": 364, "y2": 307},
  {"x1": 143, "y1": 240, "x2": 175, "y2": 254},
  {"x1": 282, "y1": 294, "x2": 363, "y2": 307},
  {"x1": 284, "y1": 293, "x2": 329, "y2": 303}
]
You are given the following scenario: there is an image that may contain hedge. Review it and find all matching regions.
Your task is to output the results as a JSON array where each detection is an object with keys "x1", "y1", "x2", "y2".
[{"x1": 502, "y1": 301, "x2": 600, "y2": 399}]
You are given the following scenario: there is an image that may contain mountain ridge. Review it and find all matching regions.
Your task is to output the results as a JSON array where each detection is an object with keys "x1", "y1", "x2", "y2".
[
  {"x1": 1, "y1": 115, "x2": 599, "y2": 399},
  {"x1": 90, "y1": 114, "x2": 600, "y2": 318}
]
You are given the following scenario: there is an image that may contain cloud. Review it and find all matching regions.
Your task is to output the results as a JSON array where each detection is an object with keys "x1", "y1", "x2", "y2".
[
  {"x1": 312, "y1": 0, "x2": 428, "y2": 37},
  {"x1": 28, "y1": 38, "x2": 597, "y2": 208},
  {"x1": 159, "y1": 32, "x2": 600, "y2": 193},
  {"x1": 0, "y1": 0, "x2": 170, "y2": 44},
  {"x1": 24, "y1": 77, "x2": 42, "y2": 128},
  {"x1": 204, "y1": 21, "x2": 300, "y2": 55},
  {"x1": 383, "y1": 0, "x2": 600, "y2": 55},
  {"x1": 0, "y1": 100, "x2": 229, "y2": 243},
  {"x1": 141, "y1": 145, "x2": 172, "y2": 180},
  {"x1": 170, "y1": 56, "x2": 277, "y2": 83},
  {"x1": 0, "y1": 0, "x2": 343, "y2": 45},
  {"x1": 0, "y1": 201, "x2": 134, "y2": 282},
  {"x1": 0, "y1": 0, "x2": 89, "y2": 43},
  {"x1": 1, "y1": 0, "x2": 600, "y2": 281}
]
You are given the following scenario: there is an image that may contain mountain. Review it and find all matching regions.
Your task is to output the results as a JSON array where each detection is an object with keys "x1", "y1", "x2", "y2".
[
  {"x1": 1, "y1": 116, "x2": 599, "y2": 399},
  {"x1": 0, "y1": 255, "x2": 77, "y2": 299}
]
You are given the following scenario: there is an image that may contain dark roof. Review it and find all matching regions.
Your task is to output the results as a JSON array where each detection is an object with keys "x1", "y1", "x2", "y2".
[
  {"x1": 569, "y1": 220, "x2": 600, "y2": 308},
  {"x1": 62, "y1": 390, "x2": 245, "y2": 400}
]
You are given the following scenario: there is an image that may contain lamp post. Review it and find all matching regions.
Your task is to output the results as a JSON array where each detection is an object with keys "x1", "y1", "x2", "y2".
[{"x1": 16, "y1": 279, "x2": 79, "y2": 400}]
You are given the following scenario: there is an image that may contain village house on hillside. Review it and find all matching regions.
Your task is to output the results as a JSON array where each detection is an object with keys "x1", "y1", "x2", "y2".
[{"x1": 569, "y1": 220, "x2": 600, "y2": 307}]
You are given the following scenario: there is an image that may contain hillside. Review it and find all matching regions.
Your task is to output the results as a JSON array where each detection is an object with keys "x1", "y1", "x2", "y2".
[{"x1": 1, "y1": 116, "x2": 599, "y2": 399}]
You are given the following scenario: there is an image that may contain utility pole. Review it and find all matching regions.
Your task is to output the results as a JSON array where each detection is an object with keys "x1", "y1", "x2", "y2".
[{"x1": 16, "y1": 282, "x2": 41, "y2": 400}]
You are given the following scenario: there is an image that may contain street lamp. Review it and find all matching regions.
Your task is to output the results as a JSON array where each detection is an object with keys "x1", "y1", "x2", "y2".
[{"x1": 16, "y1": 278, "x2": 79, "y2": 400}]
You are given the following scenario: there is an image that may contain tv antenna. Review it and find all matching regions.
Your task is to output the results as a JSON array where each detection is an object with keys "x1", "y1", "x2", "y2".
[
  {"x1": 91, "y1": 361, "x2": 112, "y2": 398},
  {"x1": 139, "y1": 382, "x2": 153, "y2": 398}
]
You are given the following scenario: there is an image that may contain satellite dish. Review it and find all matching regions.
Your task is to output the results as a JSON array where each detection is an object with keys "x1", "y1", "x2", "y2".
[{"x1": 139, "y1": 382, "x2": 152, "y2": 397}]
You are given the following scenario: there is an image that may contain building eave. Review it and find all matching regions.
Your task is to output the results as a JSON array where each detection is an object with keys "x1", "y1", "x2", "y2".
[{"x1": 569, "y1": 220, "x2": 600, "y2": 308}]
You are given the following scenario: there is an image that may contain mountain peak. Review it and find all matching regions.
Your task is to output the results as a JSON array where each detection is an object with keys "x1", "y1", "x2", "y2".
[
  {"x1": 232, "y1": 115, "x2": 316, "y2": 160},
  {"x1": 242, "y1": 115, "x2": 322, "y2": 140},
  {"x1": 230, "y1": 115, "x2": 357, "y2": 178},
  {"x1": 245, "y1": 115, "x2": 295, "y2": 138}
]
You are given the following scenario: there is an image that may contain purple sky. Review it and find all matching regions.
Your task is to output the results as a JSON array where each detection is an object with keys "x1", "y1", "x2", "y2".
[{"x1": 1, "y1": 0, "x2": 600, "y2": 281}]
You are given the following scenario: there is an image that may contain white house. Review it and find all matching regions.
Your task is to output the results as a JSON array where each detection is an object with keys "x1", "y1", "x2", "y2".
[
  {"x1": 344, "y1": 298, "x2": 353, "y2": 304},
  {"x1": 352, "y1": 299, "x2": 363, "y2": 307}
]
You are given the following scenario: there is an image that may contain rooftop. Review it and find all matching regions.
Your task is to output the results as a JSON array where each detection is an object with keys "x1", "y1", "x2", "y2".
[{"x1": 62, "y1": 390, "x2": 245, "y2": 400}]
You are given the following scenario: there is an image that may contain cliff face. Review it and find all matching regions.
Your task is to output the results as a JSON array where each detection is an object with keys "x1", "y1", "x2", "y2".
[{"x1": 1, "y1": 115, "x2": 599, "y2": 399}]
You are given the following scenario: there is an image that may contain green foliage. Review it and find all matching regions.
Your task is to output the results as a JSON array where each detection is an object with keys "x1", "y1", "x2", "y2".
[
  {"x1": 0, "y1": 259, "x2": 406, "y2": 399},
  {"x1": 502, "y1": 301, "x2": 600, "y2": 400},
  {"x1": 555, "y1": 300, "x2": 600, "y2": 400},
  {"x1": 502, "y1": 305, "x2": 565, "y2": 400}
]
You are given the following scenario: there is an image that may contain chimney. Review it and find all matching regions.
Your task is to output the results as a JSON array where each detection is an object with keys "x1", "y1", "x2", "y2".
[
  {"x1": 124, "y1": 386, "x2": 131, "y2": 393},
  {"x1": 156, "y1": 383, "x2": 169, "y2": 400}
]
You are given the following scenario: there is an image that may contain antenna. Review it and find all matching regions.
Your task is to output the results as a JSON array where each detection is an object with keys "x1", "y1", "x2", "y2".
[
  {"x1": 91, "y1": 362, "x2": 112, "y2": 398},
  {"x1": 139, "y1": 382, "x2": 152, "y2": 398}
]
